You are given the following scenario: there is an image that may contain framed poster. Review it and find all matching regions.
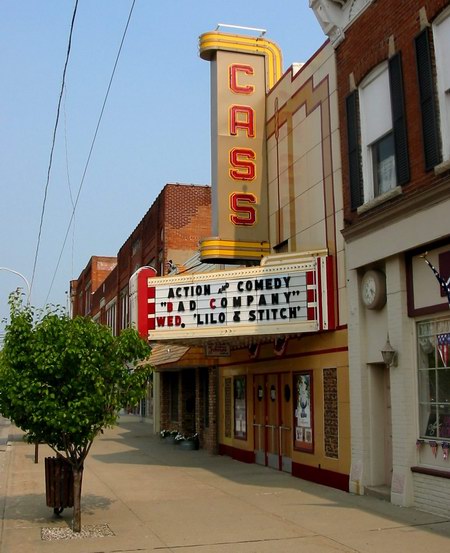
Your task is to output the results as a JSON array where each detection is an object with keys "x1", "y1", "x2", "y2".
[
  {"x1": 294, "y1": 371, "x2": 314, "y2": 452},
  {"x1": 234, "y1": 376, "x2": 247, "y2": 440}
]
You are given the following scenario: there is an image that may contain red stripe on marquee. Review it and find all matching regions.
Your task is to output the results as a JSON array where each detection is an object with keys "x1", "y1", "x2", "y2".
[
  {"x1": 306, "y1": 270, "x2": 315, "y2": 321},
  {"x1": 316, "y1": 260, "x2": 323, "y2": 330},
  {"x1": 137, "y1": 267, "x2": 157, "y2": 340},
  {"x1": 326, "y1": 255, "x2": 336, "y2": 330}
]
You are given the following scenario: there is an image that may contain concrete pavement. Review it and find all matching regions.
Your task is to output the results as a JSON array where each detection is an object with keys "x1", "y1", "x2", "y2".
[{"x1": 1, "y1": 416, "x2": 450, "y2": 552}]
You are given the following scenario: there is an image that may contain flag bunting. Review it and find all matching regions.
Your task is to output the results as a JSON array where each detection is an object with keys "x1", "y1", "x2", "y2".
[
  {"x1": 437, "y1": 333, "x2": 450, "y2": 367},
  {"x1": 422, "y1": 255, "x2": 450, "y2": 308}
]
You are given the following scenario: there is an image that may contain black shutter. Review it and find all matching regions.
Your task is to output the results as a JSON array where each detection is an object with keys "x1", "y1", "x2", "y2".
[
  {"x1": 415, "y1": 28, "x2": 441, "y2": 170},
  {"x1": 389, "y1": 53, "x2": 410, "y2": 185},
  {"x1": 346, "y1": 90, "x2": 363, "y2": 210}
]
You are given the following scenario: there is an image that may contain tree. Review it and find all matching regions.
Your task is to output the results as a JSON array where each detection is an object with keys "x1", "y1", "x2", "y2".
[{"x1": 0, "y1": 292, "x2": 152, "y2": 532}]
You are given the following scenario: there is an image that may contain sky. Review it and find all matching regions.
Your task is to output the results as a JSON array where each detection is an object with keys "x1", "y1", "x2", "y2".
[{"x1": 0, "y1": 1, "x2": 325, "y2": 331}]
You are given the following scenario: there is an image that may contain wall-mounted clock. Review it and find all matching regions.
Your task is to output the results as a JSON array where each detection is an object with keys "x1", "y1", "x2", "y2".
[{"x1": 361, "y1": 269, "x2": 386, "y2": 310}]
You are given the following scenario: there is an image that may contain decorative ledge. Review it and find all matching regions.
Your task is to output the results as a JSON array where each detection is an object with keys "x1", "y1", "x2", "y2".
[
  {"x1": 435, "y1": 159, "x2": 450, "y2": 175},
  {"x1": 356, "y1": 186, "x2": 402, "y2": 215},
  {"x1": 342, "y1": 180, "x2": 450, "y2": 242}
]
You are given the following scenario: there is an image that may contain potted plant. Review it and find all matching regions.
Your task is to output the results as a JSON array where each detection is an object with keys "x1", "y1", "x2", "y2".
[
  {"x1": 176, "y1": 433, "x2": 199, "y2": 450},
  {"x1": 165, "y1": 430, "x2": 178, "y2": 445}
]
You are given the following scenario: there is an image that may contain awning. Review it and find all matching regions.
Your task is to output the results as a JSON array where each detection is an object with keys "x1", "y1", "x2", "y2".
[{"x1": 148, "y1": 344, "x2": 190, "y2": 367}]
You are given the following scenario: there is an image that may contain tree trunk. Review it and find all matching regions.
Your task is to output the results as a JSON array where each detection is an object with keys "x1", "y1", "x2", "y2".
[{"x1": 72, "y1": 465, "x2": 84, "y2": 533}]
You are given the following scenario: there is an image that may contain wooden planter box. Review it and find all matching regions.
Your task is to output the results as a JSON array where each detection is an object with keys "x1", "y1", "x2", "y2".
[{"x1": 45, "y1": 457, "x2": 74, "y2": 512}]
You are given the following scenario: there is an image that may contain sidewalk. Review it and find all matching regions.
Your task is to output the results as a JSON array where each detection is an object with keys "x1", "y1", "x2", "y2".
[{"x1": 1, "y1": 417, "x2": 450, "y2": 553}]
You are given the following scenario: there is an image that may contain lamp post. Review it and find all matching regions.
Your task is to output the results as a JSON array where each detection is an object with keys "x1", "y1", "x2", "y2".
[{"x1": 0, "y1": 267, "x2": 31, "y2": 303}]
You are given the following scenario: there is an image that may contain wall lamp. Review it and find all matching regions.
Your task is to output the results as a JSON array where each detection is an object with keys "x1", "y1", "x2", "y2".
[{"x1": 381, "y1": 333, "x2": 397, "y2": 368}]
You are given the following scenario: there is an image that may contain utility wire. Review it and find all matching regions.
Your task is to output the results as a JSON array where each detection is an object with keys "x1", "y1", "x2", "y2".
[
  {"x1": 45, "y1": 0, "x2": 137, "y2": 305},
  {"x1": 30, "y1": 0, "x2": 79, "y2": 298}
]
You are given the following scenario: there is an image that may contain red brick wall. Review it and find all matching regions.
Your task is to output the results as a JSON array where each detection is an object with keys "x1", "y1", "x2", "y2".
[
  {"x1": 337, "y1": 0, "x2": 450, "y2": 223},
  {"x1": 71, "y1": 256, "x2": 116, "y2": 317},
  {"x1": 72, "y1": 184, "x2": 211, "y2": 327},
  {"x1": 203, "y1": 367, "x2": 218, "y2": 454},
  {"x1": 163, "y1": 184, "x2": 212, "y2": 260},
  {"x1": 160, "y1": 366, "x2": 218, "y2": 453},
  {"x1": 160, "y1": 371, "x2": 183, "y2": 433},
  {"x1": 91, "y1": 257, "x2": 117, "y2": 293}
]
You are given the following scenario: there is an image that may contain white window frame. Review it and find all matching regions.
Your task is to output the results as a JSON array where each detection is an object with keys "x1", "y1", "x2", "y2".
[
  {"x1": 359, "y1": 62, "x2": 397, "y2": 203},
  {"x1": 106, "y1": 299, "x2": 117, "y2": 336},
  {"x1": 433, "y1": 8, "x2": 450, "y2": 163},
  {"x1": 417, "y1": 317, "x2": 450, "y2": 441}
]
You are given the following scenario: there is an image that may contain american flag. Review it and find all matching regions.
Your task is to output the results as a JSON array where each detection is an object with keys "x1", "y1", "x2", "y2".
[
  {"x1": 422, "y1": 256, "x2": 450, "y2": 308},
  {"x1": 437, "y1": 333, "x2": 450, "y2": 367}
]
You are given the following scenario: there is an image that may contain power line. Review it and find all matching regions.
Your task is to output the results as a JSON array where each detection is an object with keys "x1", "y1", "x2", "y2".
[
  {"x1": 30, "y1": 0, "x2": 79, "y2": 299},
  {"x1": 45, "y1": 0, "x2": 137, "y2": 305}
]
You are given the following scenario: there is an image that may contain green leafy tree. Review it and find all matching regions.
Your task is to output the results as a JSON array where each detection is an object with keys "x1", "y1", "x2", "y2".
[{"x1": 0, "y1": 292, "x2": 152, "y2": 532}]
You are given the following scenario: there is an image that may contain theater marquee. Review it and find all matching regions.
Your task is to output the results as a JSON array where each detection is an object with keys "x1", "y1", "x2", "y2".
[{"x1": 131, "y1": 256, "x2": 335, "y2": 342}]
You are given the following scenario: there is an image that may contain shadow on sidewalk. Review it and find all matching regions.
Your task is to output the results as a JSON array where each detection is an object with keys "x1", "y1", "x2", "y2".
[
  {"x1": 2, "y1": 493, "x2": 113, "y2": 522},
  {"x1": 5, "y1": 418, "x2": 450, "y2": 545},
  {"x1": 88, "y1": 419, "x2": 450, "y2": 541}
]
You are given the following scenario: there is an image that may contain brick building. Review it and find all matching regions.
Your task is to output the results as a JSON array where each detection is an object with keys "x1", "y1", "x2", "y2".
[
  {"x1": 70, "y1": 256, "x2": 117, "y2": 318},
  {"x1": 70, "y1": 183, "x2": 212, "y2": 427},
  {"x1": 312, "y1": 0, "x2": 450, "y2": 515}
]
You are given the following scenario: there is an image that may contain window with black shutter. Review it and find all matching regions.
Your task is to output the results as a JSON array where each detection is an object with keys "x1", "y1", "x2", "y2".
[
  {"x1": 346, "y1": 90, "x2": 363, "y2": 210},
  {"x1": 389, "y1": 53, "x2": 410, "y2": 185},
  {"x1": 415, "y1": 28, "x2": 441, "y2": 170}
]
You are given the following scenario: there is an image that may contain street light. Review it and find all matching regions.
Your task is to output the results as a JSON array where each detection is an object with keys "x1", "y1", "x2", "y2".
[
  {"x1": 381, "y1": 333, "x2": 397, "y2": 368},
  {"x1": 0, "y1": 267, "x2": 31, "y2": 303}
]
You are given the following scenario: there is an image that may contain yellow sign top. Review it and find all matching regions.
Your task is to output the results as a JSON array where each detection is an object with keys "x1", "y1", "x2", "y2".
[{"x1": 199, "y1": 31, "x2": 283, "y2": 90}]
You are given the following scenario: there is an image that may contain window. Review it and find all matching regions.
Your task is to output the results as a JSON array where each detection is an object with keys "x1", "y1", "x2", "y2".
[
  {"x1": 224, "y1": 378, "x2": 232, "y2": 438},
  {"x1": 131, "y1": 238, "x2": 141, "y2": 257},
  {"x1": 417, "y1": 318, "x2": 450, "y2": 440},
  {"x1": 433, "y1": 11, "x2": 450, "y2": 163},
  {"x1": 84, "y1": 281, "x2": 91, "y2": 315},
  {"x1": 360, "y1": 63, "x2": 396, "y2": 200},
  {"x1": 106, "y1": 300, "x2": 117, "y2": 336},
  {"x1": 372, "y1": 132, "x2": 396, "y2": 196},
  {"x1": 346, "y1": 54, "x2": 409, "y2": 210},
  {"x1": 120, "y1": 288, "x2": 129, "y2": 330},
  {"x1": 234, "y1": 376, "x2": 247, "y2": 439},
  {"x1": 158, "y1": 249, "x2": 164, "y2": 276}
]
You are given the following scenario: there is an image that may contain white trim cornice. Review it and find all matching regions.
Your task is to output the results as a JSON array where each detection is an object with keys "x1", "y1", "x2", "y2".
[{"x1": 310, "y1": 0, "x2": 375, "y2": 47}]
